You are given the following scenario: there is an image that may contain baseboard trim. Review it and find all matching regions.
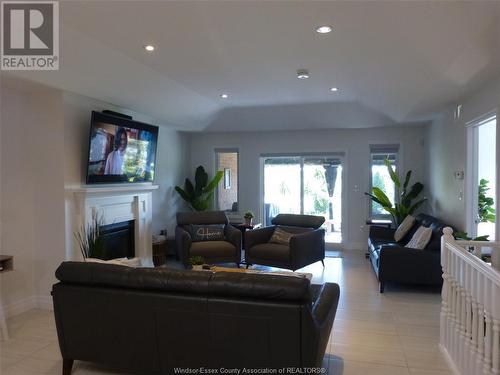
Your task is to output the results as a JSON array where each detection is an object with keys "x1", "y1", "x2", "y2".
[
  {"x1": 342, "y1": 242, "x2": 367, "y2": 251},
  {"x1": 3, "y1": 295, "x2": 53, "y2": 318},
  {"x1": 4, "y1": 296, "x2": 37, "y2": 318},
  {"x1": 36, "y1": 295, "x2": 53, "y2": 311}
]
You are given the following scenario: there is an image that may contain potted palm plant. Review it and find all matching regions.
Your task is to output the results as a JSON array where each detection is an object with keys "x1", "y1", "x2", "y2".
[{"x1": 365, "y1": 158, "x2": 426, "y2": 226}]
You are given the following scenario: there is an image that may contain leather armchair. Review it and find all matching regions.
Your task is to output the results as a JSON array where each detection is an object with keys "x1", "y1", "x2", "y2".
[
  {"x1": 245, "y1": 214, "x2": 326, "y2": 270},
  {"x1": 176, "y1": 211, "x2": 242, "y2": 267}
]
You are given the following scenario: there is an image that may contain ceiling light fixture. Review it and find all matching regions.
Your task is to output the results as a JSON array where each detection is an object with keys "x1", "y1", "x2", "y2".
[
  {"x1": 330, "y1": 87, "x2": 339, "y2": 92},
  {"x1": 220, "y1": 93, "x2": 229, "y2": 99},
  {"x1": 144, "y1": 44, "x2": 155, "y2": 52},
  {"x1": 297, "y1": 69, "x2": 309, "y2": 79},
  {"x1": 316, "y1": 25, "x2": 333, "y2": 34}
]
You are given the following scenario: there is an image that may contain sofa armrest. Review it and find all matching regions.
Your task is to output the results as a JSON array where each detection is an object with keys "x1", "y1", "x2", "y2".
[
  {"x1": 289, "y1": 229, "x2": 325, "y2": 267},
  {"x1": 369, "y1": 225, "x2": 396, "y2": 240},
  {"x1": 301, "y1": 282, "x2": 340, "y2": 367},
  {"x1": 245, "y1": 226, "x2": 275, "y2": 250},
  {"x1": 311, "y1": 283, "x2": 340, "y2": 327},
  {"x1": 175, "y1": 226, "x2": 192, "y2": 265},
  {"x1": 225, "y1": 224, "x2": 242, "y2": 251}
]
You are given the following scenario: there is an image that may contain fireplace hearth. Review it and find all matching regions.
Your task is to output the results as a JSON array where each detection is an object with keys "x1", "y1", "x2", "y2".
[{"x1": 99, "y1": 220, "x2": 135, "y2": 260}]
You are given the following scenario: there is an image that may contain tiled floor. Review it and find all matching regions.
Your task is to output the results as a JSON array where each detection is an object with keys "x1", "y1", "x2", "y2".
[{"x1": 0, "y1": 251, "x2": 453, "y2": 374}]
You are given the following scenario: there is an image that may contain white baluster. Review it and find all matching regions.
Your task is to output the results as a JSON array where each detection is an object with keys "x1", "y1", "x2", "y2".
[
  {"x1": 485, "y1": 312, "x2": 493, "y2": 374},
  {"x1": 493, "y1": 319, "x2": 500, "y2": 375},
  {"x1": 477, "y1": 303, "x2": 485, "y2": 367}
]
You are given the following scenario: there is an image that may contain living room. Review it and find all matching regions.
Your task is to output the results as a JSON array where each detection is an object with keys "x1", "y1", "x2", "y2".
[{"x1": 1, "y1": 1, "x2": 499, "y2": 374}]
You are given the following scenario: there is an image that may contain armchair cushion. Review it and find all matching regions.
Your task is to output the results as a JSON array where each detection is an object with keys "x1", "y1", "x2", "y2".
[
  {"x1": 190, "y1": 224, "x2": 225, "y2": 242},
  {"x1": 190, "y1": 241, "x2": 237, "y2": 258},
  {"x1": 247, "y1": 243, "x2": 290, "y2": 262}
]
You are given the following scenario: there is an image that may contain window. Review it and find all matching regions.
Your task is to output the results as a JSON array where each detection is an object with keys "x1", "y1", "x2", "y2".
[
  {"x1": 215, "y1": 149, "x2": 239, "y2": 212},
  {"x1": 370, "y1": 145, "x2": 399, "y2": 218}
]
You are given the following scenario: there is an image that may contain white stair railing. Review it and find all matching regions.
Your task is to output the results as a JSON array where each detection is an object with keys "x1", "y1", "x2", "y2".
[{"x1": 441, "y1": 227, "x2": 500, "y2": 375}]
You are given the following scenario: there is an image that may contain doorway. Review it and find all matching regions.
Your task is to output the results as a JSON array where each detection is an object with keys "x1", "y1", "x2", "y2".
[
  {"x1": 467, "y1": 114, "x2": 497, "y2": 240},
  {"x1": 262, "y1": 154, "x2": 344, "y2": 244}
]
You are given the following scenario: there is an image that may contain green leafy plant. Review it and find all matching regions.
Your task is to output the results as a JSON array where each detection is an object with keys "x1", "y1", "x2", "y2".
[
  {"x1": 365, "y1": 158, "x2": 427, "y2": 226},
  {"x1": 454, "y1": 231, "x2": 489, "y2": 241},
  {"x1": 188, "y1": 255, "x2": 205, "y2": 266},
  {"x1": 175, "y1": 166, "x2": 224, "y2": 211},
  {"x1": 74, "y1": 211, "x2": 105, "y2": 259},
  {"x1": 478, "y1": 178, "x2": 495, "y2": 223},
  {"x1": 243, "y1": 211, "x2": 254, "y2": 219}
]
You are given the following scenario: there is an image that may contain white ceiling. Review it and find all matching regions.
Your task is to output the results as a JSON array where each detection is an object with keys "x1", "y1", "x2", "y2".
[{"x1": 4, "y1": 0, "x2": 500, "y2": 131}]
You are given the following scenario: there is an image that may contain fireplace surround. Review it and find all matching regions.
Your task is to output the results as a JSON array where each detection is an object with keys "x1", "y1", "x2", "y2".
[{"x1": 65, "y1": 185, "x2": 159, "y2": 266}]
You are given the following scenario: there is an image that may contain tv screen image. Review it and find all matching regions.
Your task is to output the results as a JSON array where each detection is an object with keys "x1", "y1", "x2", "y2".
[{"x1": 86, "y1": 111, "x2": 159, "y2": 184}]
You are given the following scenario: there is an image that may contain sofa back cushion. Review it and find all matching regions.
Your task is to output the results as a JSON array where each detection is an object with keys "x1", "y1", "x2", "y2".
[
  {"x1": 177, "y1": 211, "x2": 228, "y2": 226},
  {"x1": 272, "y1": 214, "x2": 325, "y2": 229},
  {"x1": 55, "y1": 261, "x2": 311, "y2": 302}
]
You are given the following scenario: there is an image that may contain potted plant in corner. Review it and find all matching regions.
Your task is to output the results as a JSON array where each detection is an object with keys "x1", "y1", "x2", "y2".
[
  {"x1": 175, "y1": 166, "x2": 223, "y2": 211},
  {"x1": 244, "y1": 211, "x2": 254, "y2": 226},
  {"x1": 188, "y1": 255, "x2": 206, "y2": 270},
  {"x1": 365, "y1": 158, "x2": 427, "y2": 226}
]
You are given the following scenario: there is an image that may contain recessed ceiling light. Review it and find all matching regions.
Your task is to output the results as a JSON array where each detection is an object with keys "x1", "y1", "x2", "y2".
[
  {"x1": 144, "y1": 44, "x2": 155, "y2": 52},
  {"x1": 297, "y1": 69, "x2": 309, "y2": 79},
  {"x1": 316, "y1": 25, "x2": 333, "y2": 34},
  {"x1": 330, "y1": 87, "x2": 339, "y2": 92},
  {"x1": 220, "y1": 93, "x2": 229, "y2": 99}
]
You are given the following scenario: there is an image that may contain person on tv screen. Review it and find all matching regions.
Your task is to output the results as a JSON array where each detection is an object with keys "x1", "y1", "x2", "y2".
[{"x1": 104, "y1": 127, "x2": 128, "y2": 175}]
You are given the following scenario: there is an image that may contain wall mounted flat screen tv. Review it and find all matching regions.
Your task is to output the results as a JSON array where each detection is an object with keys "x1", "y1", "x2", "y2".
[{"x1": 86, "y1": 111, "x2": 159, "y2": 184}]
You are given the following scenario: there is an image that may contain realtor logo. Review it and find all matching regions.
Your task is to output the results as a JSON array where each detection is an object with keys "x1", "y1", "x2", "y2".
[{"x1": 1, "y1": 1, "x2": 59, "y2": 70}]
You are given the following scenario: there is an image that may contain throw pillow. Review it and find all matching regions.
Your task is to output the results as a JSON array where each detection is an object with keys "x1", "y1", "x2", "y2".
[
  {"x1": 394, "y1": 215, "x2": 416, "y2": 242},
  {"x1": 406, "y1": 226, "x2": 432, "y2": 249},
  {"x1": 190, "y1": 224, "x2": 225, "y2": 242},
  {"x1": 85, "y1": 257, "x2": 141, "y2": 267},
  {"x1": 269, "y1": 227, "x2": 294, "y2": 245}
]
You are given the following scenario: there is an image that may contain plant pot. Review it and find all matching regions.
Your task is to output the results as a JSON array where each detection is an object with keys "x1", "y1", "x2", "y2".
[
  {"x1": 244, "y1": 218, "x2": 253, "y2": 226},
  {"x1": 191, "y1": 264, "x2": 203, "y2": 270}
]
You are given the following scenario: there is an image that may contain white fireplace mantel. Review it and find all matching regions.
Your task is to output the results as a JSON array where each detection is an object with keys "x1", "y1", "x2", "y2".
[{"x1": 65, "y1": 184, "x2": 159, "y2": 266}]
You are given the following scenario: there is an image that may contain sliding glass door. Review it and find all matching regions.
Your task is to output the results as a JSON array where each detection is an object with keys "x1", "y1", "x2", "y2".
[{"x1": 263, "y1": 155, "x2": 343, "y2": 243}]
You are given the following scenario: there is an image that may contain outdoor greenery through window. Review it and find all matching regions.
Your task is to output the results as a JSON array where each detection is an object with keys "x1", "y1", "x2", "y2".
[
  {"x1": 263, "y1": 155, "x2": 343, "y2": 243},
  {"x1": 370, "y1": 146, "x2": 399, "y2": 218}
]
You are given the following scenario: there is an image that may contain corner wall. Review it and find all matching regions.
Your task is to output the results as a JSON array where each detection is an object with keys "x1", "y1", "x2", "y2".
[
  {"x1": 426, "y1": 77, "x2": 500, "y2": 230},
  {"x1": 1, "y1": 82, "x2": 189, "y2": 317}
]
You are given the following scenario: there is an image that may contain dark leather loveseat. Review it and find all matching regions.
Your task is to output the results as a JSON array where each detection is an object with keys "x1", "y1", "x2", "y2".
[
  {"x1": 52, "y1": 262, "x2": 340, "y2": 374},
  {"x1": 368, "y1": 213, "x2": 449, "y2": 292}
]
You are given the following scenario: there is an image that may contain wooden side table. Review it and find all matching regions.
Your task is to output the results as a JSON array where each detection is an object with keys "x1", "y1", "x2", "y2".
[
  {"x1": 0, "y1": 255, "x2": 13, "y2": 340},
  {"x1": 152, "y1": 238, "x2": 168, "y2": 267}
]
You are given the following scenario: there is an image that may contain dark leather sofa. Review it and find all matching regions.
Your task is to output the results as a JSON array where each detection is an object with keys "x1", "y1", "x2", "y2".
[
  {"x1": 176, "y1": 211, "x2": 242, "y2": 267},
  {"x1": 368, "y1": 213, "x2": 448, "y2": 292},
  {"x1": 52, "y1": 262, "x2": 340, "y2": 374},
  {"x1": 245, "y1": 214, "x2": 326, "y2": 271}
]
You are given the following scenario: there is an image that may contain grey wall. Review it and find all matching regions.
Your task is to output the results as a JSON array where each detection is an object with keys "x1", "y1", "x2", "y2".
[
  {"x1": 189, "y1": 126, "x2": 429, "y2": 249},
  {"x1": 427, "y1": 77, "x2": 500, "y2": 230}
]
